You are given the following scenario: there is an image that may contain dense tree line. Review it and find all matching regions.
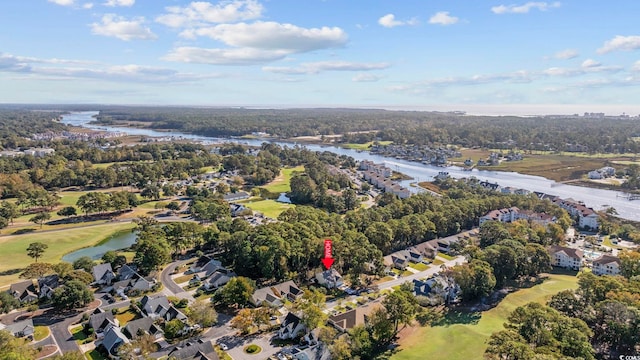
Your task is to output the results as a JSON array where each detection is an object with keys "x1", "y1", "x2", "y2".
[
  {"x1": 0, "y1": 109, "x2": 66, "y2": 149},
  {"x1": 94, "y1": 107, "x2": 640, "y2": 154},
  {"x1": 0, "y1": 143, "x2": 220, "y2": 197}
]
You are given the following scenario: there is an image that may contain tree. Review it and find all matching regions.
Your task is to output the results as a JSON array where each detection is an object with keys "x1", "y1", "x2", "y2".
[
  {"x1": 102, "y1": 251, "x2": 127, "y2": 270},
  {"x1": 57, "y1": 206, "x2": 77, "y2": 217},
  {"x1": 0, "y1": 329, "x2": 37, "y2": 360},
  {"x1": 186, "y1": 300, "x2": 218, "y2": 327},
  {"x1": 449, "y1": 259, "x2": 496, "y2": 301},
  {"x1": 52, "y1": 262, "x2": 74, "y2": 278},
  {"x1": 0, "y1": 201, "x2": 19, "y2": 224},
  {"x1": 26, "y1": 242, "x2": 48, "y2": 262},
  {"x1": 64, "y1": 270, "x2": 94, "y2": 285},
  {"x1": 479, "y1": 221, "x2": 510, "y2": 247},
  {"x1": 52, "y1": 351, "x2": 86, "y2": 360},
  {"x1": 164, "y1": 319, "x2": 185, "y2": 339},
  {"x1": 72, "y1": 256, "x2": 95, "y2": 273},
  {"x1": 76, "y1": 192, "x2": 109, "y2": 215},
  {"x1": 619, "y1": 250, "x2": 640, "y2": 279},
  {"x1": 382, "y1": 287, "x2": 419, "y2": 335},
  {"x1": 329, "y1": 334, "x2": 353, "y2": 360},
  {"x1": 291, "y1": 289, "x2": 327, "y2": 331},
  {"x1": 212, "y1": 276, "x2": 255, "y2": 308},
  {"x1": 141, "y1": 183, "x2": 161, "y2": 200},
  {"x1": 133, "y1": 233, "x2": 171, "y2": 275},
  {"x1": 30, "y1": 211, "x2": 51, "y2": 228},
  {"x1": 20, "y1": 262, "x2": 53, "y2": 279},
  {"x1": 230, "y1": 308, "x2": 255, "y2": 334},
  {"x1": 0, "y1": 292, "x2": 19, "y2": 314},
  {"x1": 52, "y1": 280, "x2": 93, "y2": 310}
]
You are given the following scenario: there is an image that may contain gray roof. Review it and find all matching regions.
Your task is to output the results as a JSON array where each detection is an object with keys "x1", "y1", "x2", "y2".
[
  {"x1": 140, "y1": 295, "x2": 171, "y2": 316},
  {"x1": 89, "y1": 310, "x2": 116, "y2": 332},
  {"x1": 38, "y1": 274, "x2": 60, "y2": 290},
  {"x1": 9, "y1": 280, "x2": 37, "y2": 302},
  {"x1": 168, "y1": 340, "x2": 218, "y2": 360},
  {"x1": 92, "y1": 263, "x2": 114, "y2": 282},
  {"x1": 205, "y1": 270, "x2": 235, "y2": 288},
  {"x1": 117, "y1": 264, "x2": 137, "y2": 281},
  {"x1": 3, "y1": 319, "x2": 34, "y2": 337},
  {"x1": 102, "y1": 326, "x2": 130, "y2": 356},
  {"x1": 123, "y1": 317, "x2": 163, "y2": 339}
]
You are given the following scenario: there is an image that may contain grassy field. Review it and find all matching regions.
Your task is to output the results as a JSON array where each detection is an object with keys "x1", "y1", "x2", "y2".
[
  {"x1": 239, "y1": 198, "x2": 294, "y2": 219},
  {"x1": 0, "y1": 222, "x2": 135, "y2": 289},
  {"x1": 260, "y1": 166, "x2": 305, "y2": 194},
  {"x1": 393, "y1": 273, "x2": 579, "y2": 360},
  {"x1": 33, "y1": 326, "x2": 50, "y2": 341},
  {"x1": 342, "y1": 140, "x2": 393, "y2": 150}
]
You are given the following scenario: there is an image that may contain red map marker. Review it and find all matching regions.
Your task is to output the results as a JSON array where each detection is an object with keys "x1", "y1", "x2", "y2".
[{"x1": 321, "y1": 239, "x2": 334, "y2": 269}]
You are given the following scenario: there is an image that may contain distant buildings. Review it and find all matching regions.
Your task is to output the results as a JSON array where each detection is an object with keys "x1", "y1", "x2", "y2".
[
  {"x1": 479, "y1": 207, "x2": 556, "y2": 226},
  {"x1": 592, "y1": 255, "x2": 621, "y2": 276},
  {"x1": 549, "y1": 245, "x2": 583, "y2": 271},
  {"x1": 360, "y1": 160, "x2": 411, "y2": 199}
]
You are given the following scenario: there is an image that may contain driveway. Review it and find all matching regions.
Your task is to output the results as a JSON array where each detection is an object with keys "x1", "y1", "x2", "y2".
[
  {"x1": 160, "y1": 259, "x2": 196, "y2": 303},
  {"x1": 223, "y1": 333, "x2": 283, "y2": 360}
]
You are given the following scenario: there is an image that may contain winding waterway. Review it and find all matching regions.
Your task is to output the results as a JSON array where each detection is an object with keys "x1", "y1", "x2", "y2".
[{"x1": 62, "y1": 111, "x2": 640, "y2": 222}]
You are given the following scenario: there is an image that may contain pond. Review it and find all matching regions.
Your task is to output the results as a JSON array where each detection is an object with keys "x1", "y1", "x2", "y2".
[{"x1": 61, "y1": 230, "x2": 137, "y2": 263}]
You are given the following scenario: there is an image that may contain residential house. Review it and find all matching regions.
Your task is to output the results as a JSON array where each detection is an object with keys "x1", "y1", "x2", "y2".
[
  {"x1": 9, "y1": 280, "x2": 38, "y2": 303},
  {"x1": 123, "y1": 317, "x2": 164, "y2": 340},
  {"x1": 592, "y1": 255, "x2": 621, "y2": 276},
  {"x1": 167, "y1": 339, "x2": 219, "y2": 360},
  {"x1": 388, "y1": 255, "x2": 408, "y2": 270},
  {"x1": 140, "y1": 295, "x2": 187, "y2": 322},
  {"x1": 202, "y1": 269, "x2": 236, "y2": 291},
  {"x1": 92, "y1": 263, "x2": 116, "y2": 286},
  {"x1": 230, "y1": 203, "x2": 248, "y2": 217},
  {"x1": 413, "y1": 276, "x2": 459, "y2": 305},
  {"x1": 315, "y1": 268, "x2": 344, "y2": 289},
  {"x1": 1, "y1": 319, "x2": 34, "y2": 339},
  {"x1": 329, "y1": 300, "x2": 383, "y2": 332},
  {"x1": 222, "y1": 192, "x2": 250, "y2": 202},
  {"x1": 37, "y1": 274, "x2": 60, "y2": 299},
  {"x1": 187, "y1": 256, "x2": 214, "y2": 274},
  {"x1": 479, "y1": 207, "x2": 521, "y2": 225},
  {"x1": 251, "y1": 280, "x2": 303, "y2": 307},
  {"x1": 278, "y1": 312, "x2": 306, "y2": 340},
  {"x1": 117, "y1": 264, "x2": 138, "y2": 280},
  {"x1": 549, "y1": 245, "x2": 583, "y2": 270},
  {"x1": 100, "y1": 326, "x2": 130, "y2": 358},
  {"x1": 192, "y1": 259, "x2": 223, "y2": 281},
  {"x1": 89, "y1": 308, "x2": 119, "y2": 338}
]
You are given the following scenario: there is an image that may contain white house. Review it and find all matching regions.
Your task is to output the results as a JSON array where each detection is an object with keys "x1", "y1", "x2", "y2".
[
  {"x1": 315, "y1": 268, "x2": 344, "y2": 289},
  {"x1": 592, "y1": 255, "x2": 621, "y2": 276},
  {"x1": 278, "y1": 312, "x2": 306, "y2": 340},
  {"x1": 549, "y1": 245, "x2": 583, "y2": 270}
]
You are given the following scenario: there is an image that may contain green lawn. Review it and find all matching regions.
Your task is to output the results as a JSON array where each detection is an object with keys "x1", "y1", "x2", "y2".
[
  {"x1": 33, "y1": 326, "x2": 49, "y2": 341},
  {"x1": 259, "y1": 166, "x2": 305, "y2": 194},
  {"x1": 174, "y1": 274, "x2": 194, "y2": 284},
  {"x1": 342, "y1": 141, "x2": 393, "y2": 150},
  {"x1": 114, "y1": 308, "x2": 140, "y2": 326},
  {"x1": 409, "y1": 262, "x2": 430, "y2": 271},
  {"x1": 393, "y1": 273, "x2": 579, "y2": 360},
  {"x1": 0, "y1": 222, "x2": 135, "y2": 289},
  {"x1": 85, "y1": 349, "x2": 107, "y2": 360},
  {"x1": 92, "y1": 162, "x2": 117, "y2": 169},
  {"x1": 71, "y1": 325, "x2": 90, "y2": 344},
  {"x1": 432, "y1": 259, "x2": 445, "y2": 266},
  {"x1": 240, "y1": 199, "x2": 294, "y2": 219},
  {"x1": 438, "y1": 253, "x2": 455, "y2": 261}
]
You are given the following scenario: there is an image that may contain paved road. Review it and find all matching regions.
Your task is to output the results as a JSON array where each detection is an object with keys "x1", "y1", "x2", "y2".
[
  {"x1": 33, "y1": 311, "x2": 83, "y2": 355},
  {"x1": 160, "y1": 259, "x2": 196, "y2": 303}
]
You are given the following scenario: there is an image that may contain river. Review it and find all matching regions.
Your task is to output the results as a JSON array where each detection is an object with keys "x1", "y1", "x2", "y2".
[{"x1": 62, "y1": 111, "x2": 640, "y2": 222}]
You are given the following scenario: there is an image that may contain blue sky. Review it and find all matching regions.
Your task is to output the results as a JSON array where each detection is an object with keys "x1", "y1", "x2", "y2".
[{"x1": 2, "y1": 0, "x2": 640, "y2": 114}]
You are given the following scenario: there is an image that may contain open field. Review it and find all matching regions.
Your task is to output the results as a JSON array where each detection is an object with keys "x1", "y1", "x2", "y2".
[
  {"x1": 454, "y1": 148, "x2": 637, "y2": 182},
  {"x1": 0, "y1": 222, "x2": 135, "y2": 289},
  {"x1": 342, "y1": 140, "x2": 393, "y2": 150},
  {"x1": 239, "y1": 198, "x2": 294, "y2": 219},
  {"x1": 393, "y1": 273, "x2": 579, "y2": 360},
  {"x1": 259, "y1": 166, "x2": 305, "y2": 194}
]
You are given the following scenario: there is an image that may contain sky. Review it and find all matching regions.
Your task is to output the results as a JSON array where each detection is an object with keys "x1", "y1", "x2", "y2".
[{"x1": 2, "y1": 0, "x2": 640, "y2": 115}]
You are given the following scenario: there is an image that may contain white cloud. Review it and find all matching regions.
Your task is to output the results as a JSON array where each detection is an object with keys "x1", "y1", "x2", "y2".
[
  {"x1": 163, "y1": 46, "x2": 289, "y2": 65},
  {"x1": 104, "y1": 0, "x2": 134, "y2": 7},
  {"x1": 597, "y1": 35, "x2": 640, "y2": 54},
  {"x1": 0, "y1": 52, "x2": 215, "y2": 83},
  {"x1": 48, "y1": 0, "x2": 76, "y2": 6},
  {"x1": 91, "y1": 14, "x2": 157, "y2": 41},
  {"x1": 262, "y1": 61, "x2": 390, "y2": 75},
  {"x1": 632, "y1": 61, "x2": 640, "y2": 72},
  {"x1": 156, "y1": 0, "x2": 263, "y2": 28},
  {"x1": 353, "y1": 73, "x2": 381, "y2": 82},
  {"x1": 193, "y1": 21, "x2": 346, "y2": 51},
  {"x1": 552, "y1": 49, "x2": 578, "y2": 60},
  {"x1": 378, "y1": 14, "x2": 418, "y2": 28},
  {"x1": 83, "y1": 3, "x2": 94, "y2": 9},
  {"x1": 581, "y1": 59, "x2": 601, "y2": 68},
  {"x1": 428, "y1": 12, "x2": 459, "y2": 26},
  {"x1": 491, "y1": 2, "x2": 561, "y2": 14}
]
